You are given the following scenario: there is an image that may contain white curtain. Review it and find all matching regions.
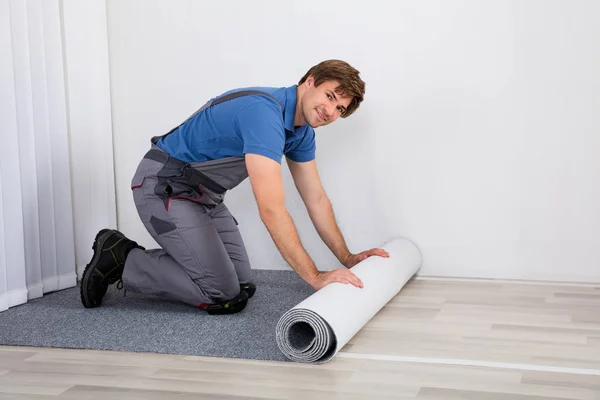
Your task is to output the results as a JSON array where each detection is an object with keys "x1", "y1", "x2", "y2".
[{"x1": 0, "y1": 0, "x2": 77, "y2": 312}]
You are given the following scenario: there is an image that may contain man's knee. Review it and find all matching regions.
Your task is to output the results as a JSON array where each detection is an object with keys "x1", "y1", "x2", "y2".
[
  {"x1": 219, "y1": 280, "x2": 242, "y2": 301},
  {"x1": 196, "y1": 276, "x2": 250, "y2": 315},
  {"x1": 198, "y1": 273, "x2": 241, "y2": 303}
]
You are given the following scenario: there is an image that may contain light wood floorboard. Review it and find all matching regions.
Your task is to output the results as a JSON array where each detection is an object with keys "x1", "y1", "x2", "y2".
[
  {"x1": 0, "y1": 279, "x2": 599, "y2": 399},
  {"x1": 343, "y1": 280, "x2": 600, "y2": 370},
  {"x1": 2, "y1": 346, "x2": 600, "y2": 399}
]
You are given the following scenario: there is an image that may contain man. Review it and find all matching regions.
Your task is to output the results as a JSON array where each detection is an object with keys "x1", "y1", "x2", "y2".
[{"x1": 80, "y1": 59, "x2": 389, "y2": 314}]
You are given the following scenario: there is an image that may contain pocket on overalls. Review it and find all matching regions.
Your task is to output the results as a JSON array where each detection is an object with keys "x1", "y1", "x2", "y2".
[
  {"x1": 153, "y1": 175, "x2": 209, "y2": 209},
  {"x1": 154, "y1": 177, "x2": 200, "y2": 199}
]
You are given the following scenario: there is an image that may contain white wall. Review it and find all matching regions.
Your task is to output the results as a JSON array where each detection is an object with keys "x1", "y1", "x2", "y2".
[{"x1": 106, "y1": 0, "x2": 600, "y2": 282}]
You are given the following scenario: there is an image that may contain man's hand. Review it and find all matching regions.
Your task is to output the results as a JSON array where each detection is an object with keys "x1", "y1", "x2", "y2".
[
  {"x1": 342, "y1": 248, "x2": 390, "y2": 269},
  {"x1": 310, "y1": 269, "x2": 364, "y2": 291},
  {"x1": 287, "y1": 159, "x2": 391, "y2": 272},
  {"x1": 309, "y1": 247, "x2": 391, "y2": 290}
]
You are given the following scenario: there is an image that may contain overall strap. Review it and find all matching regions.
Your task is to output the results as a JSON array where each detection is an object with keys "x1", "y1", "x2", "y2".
[{"x1": 152, "y1": 90, "x2": 284, "y2": 144}]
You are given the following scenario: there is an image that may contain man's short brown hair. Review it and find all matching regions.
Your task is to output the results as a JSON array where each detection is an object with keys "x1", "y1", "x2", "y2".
[{"x1": 298, "y1": 60, "x2": 365, "y2": 118}]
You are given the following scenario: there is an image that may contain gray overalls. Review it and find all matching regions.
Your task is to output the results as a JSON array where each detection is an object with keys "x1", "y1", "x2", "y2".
[{"x1": 122, "y1": 91, "x2": 282, "y2": 307}]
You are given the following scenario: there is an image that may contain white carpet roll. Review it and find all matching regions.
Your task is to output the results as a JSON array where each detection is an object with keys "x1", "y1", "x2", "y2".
[{"x1": 275, "y1": 237, "x2": 422, "y2": 363}]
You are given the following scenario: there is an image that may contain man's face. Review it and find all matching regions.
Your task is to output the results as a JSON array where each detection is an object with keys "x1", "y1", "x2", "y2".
[{"x1": 301, "y1": 77, "x2": 353, "y2": 128}]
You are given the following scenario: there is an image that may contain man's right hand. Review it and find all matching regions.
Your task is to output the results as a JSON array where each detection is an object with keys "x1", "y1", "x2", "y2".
[{"x1": 310, "y1": 269, "x2": 364, "y2": 291}]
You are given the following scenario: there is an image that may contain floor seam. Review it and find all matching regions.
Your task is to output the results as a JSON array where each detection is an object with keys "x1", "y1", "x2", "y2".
[{"x1": 337, "y1": 352, "x2": 600, "y2": 376}]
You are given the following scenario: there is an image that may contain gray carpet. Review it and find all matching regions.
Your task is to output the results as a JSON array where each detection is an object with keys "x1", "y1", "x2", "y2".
[{"x1": 0, "y1": 270, "x2": 314, "y2": 361}]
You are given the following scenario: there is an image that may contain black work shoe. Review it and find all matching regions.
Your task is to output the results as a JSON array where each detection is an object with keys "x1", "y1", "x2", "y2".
[
  {"x1": 80, "y1": 229, "x2": 141, "y2": 308},
  {"x1": 240, "y1": 283, "x2": 256, "y2": 298},
  {"x1": 197, "y1": 290, "x2": 249, "y2": 315}
]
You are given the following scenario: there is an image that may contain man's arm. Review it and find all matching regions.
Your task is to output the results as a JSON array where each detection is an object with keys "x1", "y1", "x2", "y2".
[
  {"x1": 245, "y1": 153, "x2": 363, "y2": 289},
  {"x1": 286, "y1": 158, "x2": 352, "y2": 265},
  {"x1": 287, "y1": 158, "x2": 390, "y2": 268}
]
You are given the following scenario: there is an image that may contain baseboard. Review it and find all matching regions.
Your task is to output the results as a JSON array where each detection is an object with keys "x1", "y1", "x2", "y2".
[
  {"x1": 412, "y1": 274, "x2": 600, "y2": 288},
  {"x1": 254, "y1": 268, "x2": 600, "y2": 288}
]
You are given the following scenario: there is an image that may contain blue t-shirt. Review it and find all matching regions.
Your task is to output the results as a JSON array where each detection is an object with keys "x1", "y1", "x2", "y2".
[{"x1": 156, "y1": 85, "x2": 315, "y2": 164}]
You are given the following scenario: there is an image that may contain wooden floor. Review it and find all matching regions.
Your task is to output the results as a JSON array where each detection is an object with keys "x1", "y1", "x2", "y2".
[
  {"x1": 1, "y1": 278, "x2": 599, "y2": 399},
  {"x1": 345, "y1": 278, "x2": 600, "y2": 369}
]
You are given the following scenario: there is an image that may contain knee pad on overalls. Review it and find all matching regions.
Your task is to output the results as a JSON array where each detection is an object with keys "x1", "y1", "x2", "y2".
[
  {"x1": 240, "y1": 283, "x2": 256, "y2": 298},
  {"x1": 199, "y1": 289, "x2": 249, "y2": 315}
]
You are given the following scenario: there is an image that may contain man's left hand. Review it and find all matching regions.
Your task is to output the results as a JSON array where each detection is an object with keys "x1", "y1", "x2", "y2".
[{"x1": 342, "y1": 248, "x2": 390, "y2": 269}]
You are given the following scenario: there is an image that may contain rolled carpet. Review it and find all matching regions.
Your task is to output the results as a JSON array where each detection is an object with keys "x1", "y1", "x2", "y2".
[{"x1": 275, "y1": 237, "x2": 422, "y2": 363}]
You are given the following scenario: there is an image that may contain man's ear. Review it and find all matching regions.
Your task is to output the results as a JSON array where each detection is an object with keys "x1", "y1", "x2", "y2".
[{"x1": 306, "y1": 75, "x2": 314, "y2": 86}]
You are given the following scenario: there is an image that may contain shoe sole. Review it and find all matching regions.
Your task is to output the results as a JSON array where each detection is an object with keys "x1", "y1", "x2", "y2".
[{"x1": 80, "y1": 229, "x2": 117, "y2": 308}]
